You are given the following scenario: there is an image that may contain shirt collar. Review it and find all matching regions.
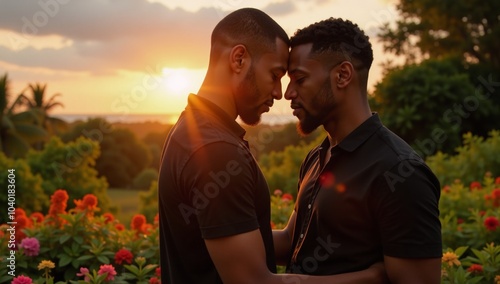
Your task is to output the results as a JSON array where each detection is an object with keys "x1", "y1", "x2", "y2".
[
  {"x1": 185, "y1": 94, "x2": 246, "y2": 138},
  {"x1": 318, "y1": 113, "x2": 383, "y2": 153}
]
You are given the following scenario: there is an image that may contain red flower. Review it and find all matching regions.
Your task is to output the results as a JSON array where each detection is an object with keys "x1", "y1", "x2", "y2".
[
  {"x1": 155, "y1": 267, "x2": 161, "y2": 277},
  {"x1": 457, "y1": 218, "x2": 464, "y2": 224},
  {"x1": 479, "y1": 210, "x2": 486, "y2": 217},
  {"x1": 470, "y1": 181, "x2": 482, "y2": 191},
  {"x1": 114, "y1": 248, "x2": 133, "y2": 265},
  {"x1": 484, "y1": 216, "x2": 500, "y2": 231},
  {"x1": 270, "y1": 221, "x2": 276, "y2": 229},
  {"x1": 103, "y1": 213, "x2": 115, "y2": 224},
  {"x1": 149, "y1": 277, "x2": 160, "y2": 284},
  {"x1": 74, "y1": 194, "x2": 99, "y2": 215},
  {"x1": 51, "y1": 189, "x2": 69, "y2": 204},
  {"x1": 495, "y1": 177, "x2": 500, "y2": 185},
  {"x1": 131, "y1": 214, "x2": 147, "y2": 232},
  {"x1": 30, "y1": 212, "x2": 44, "y2": 223},
  {"x1": 442, "y1": 185, "x2": 451, "y2": 193},
  {"x1": 154, "y1": 213, "x2": 159, "y2": 227},
  {"x1": 467, "y1": 264, "x2": 483, "y2": 274},
  {"x1": 115, "y1": 224, "x2": 125, "y2": 231},
  {"x1": 282, "y1": 193, "x2": 293, "y2": 202},
  {"x1": 492, "y1": 189, "x2": 500, "y2": 199}
]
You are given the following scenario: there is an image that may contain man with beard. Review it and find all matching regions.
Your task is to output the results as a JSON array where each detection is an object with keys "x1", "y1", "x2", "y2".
[
  {"x1": 273, "y1": 18, "x2": 442, "y2": 283},
  {"x1": 159, "y1": 8, "x2": 387, "y2": 284}
]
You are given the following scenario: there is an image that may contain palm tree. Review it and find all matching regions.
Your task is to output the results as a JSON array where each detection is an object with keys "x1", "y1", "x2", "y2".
[
  {"x1": 21, "y1": 83, "x2": 68, "y2": 136},
  {"x1": 0, "y1": 73, "x2": 48, "y2": 158}
]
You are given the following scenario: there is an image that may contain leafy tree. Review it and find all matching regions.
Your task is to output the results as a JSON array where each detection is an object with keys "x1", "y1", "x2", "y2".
[
  {"x1": 20, "y1": 83, "x2": 68, "y2": 137},
  {"x1": 369, "y1": 57, "x2": 494, "y2": 156},
  {"x1": 0, "y1": 152, "x2": 46, "y2": 224},
  {"x1": 26, "y1": 136, "x2": 110, "y2": 212},
  {"x1": 61, "y1": 118, "x2": 152, "y2": 188},
  {"x1": 0, "y1": 73, "x2": 48, "y2": 158},
  {"x1": 378, "y1": 0, "x2": 500, "y2": 68}
]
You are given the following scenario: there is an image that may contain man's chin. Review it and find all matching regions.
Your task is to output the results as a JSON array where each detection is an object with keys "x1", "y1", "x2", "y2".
[
  {"x1": 297, "y1": 119, "x2": 319, "y2": 137},
  {"x1": 239, "y1": 114, "x2": 261, "y2": 126}
]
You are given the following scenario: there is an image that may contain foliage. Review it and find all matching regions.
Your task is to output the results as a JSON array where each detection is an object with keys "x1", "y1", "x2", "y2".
[
  {"x1": 19, "y1": 82, "x2": 68, "y2": 138},
  {"x1": 0, "y1": 73, "x2": 49, "y2": 158},
  {"x1": 0, "y1": 189, "x2": 160, "y2": 284},
  {"x1": 440, "y1": 173, "x2": 500, "y2": 250},
  {"x1": 243, "y1": 122, "x2": 323, "y2": 159},
  {"x1": 26, "y1": 136, "x2": 110, "y2": 213},
  {"x1": 370, "y1": 57, "x2": 494, "y2": 156},
  {"x1": 426, "y1": 131, "x2": 500, "y2": 186},
  {"x1": 139, "y1": 181, "x2": 158, "y2": 222},
  {"x1": 61, "y1": 118, "x2": 152, "y2": 188},
  {"x1": 0, "y1": 153, "x2": 46, "y2": 224},
  {"x1": 260, "y1": 134, "x2": 324, "y2": 195},
  {"x1": 378, "y1": 0, "x2": 500, "y2": 68},
  {"x1": 132, "y1": 168, "x2": 158, "y2": 190}
]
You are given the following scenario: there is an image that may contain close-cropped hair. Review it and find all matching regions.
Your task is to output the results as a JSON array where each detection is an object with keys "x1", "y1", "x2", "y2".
[
  {"x1": 291, "y1": 18, "x2": 373, "y2": 70},
  {"x1": 210, "y1": 8, "x2": 290, "y2": 61}
]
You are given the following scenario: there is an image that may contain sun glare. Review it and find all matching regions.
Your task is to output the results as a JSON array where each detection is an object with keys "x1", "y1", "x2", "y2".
[{"x1": 162, "y1": 68, "x2": 191, "y2": 96}]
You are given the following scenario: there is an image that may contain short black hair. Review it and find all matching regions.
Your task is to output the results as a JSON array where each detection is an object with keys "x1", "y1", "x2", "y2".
[
  {"x1": 291, "y1": 18, "x2": 373, "y2": 70},
  {"x1": 210, "y1": 8, "x2": 290, "y2": 61}
]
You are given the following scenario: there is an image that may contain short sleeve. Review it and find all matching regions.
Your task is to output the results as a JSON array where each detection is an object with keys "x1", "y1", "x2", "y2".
[
  {"x1": 182, "y1": 141, "x2": 259, "y2": 239},
  {"x1": 372, "y1": 161, "x2": 442, "y2": 258}
]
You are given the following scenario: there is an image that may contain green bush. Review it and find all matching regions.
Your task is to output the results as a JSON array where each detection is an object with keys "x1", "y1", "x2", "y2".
[
  {"x1": 426, "y1": 130, "x2": 500, "y2": 186},
  {"x1": 133, "y1": 168, "x2": 158, "y2": 190}
]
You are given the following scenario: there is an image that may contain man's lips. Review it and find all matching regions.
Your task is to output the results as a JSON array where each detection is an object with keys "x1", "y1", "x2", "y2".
[{"x1": 290, "y1": 103, "x2": 303, "y2": 116}]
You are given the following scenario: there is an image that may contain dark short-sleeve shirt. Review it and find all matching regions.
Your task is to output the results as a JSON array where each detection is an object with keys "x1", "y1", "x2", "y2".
[
  {"x1": 159, "y1": 94, "x2": 276, "y2": 284},
  {"x1": 287, "y1": 113, "x2": 442, "y2": 275}
]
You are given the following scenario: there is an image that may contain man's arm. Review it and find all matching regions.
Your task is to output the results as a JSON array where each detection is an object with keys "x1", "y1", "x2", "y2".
[
  {"x1": 273, "y1": 211, "x2": 296, "y2": 266},
  {"x1": 205, "y1": 229, "x2": 388, "y2": 284},
  {"x1": 384, "y1": 256, "x2": 441, "y2": 284}
]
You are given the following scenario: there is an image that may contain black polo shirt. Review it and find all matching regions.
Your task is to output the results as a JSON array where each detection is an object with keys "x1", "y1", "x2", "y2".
[
  {"x1": 158, "y1": 94, "x2": 276, "y2": 284},
  {"x1": 287, "y1": 113, "x2": 442, "y2": 275}
]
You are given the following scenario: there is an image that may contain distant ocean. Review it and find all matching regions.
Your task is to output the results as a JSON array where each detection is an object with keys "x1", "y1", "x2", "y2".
[{"x1": 53, "y1": 113, "x2": 296, "y2": 125}]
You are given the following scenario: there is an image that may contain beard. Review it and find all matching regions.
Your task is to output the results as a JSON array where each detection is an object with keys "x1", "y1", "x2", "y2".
[
  {"x1": 235, "y1": 66, "x2": 262, "y2": 126},
  {"x1": 297, "y1": 78, "x2": 335, "y2": 136}
]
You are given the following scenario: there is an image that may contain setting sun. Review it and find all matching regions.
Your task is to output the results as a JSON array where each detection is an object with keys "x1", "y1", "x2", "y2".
[{"x1": 162, "y1": 68, "x2": 191, "y2": 95}]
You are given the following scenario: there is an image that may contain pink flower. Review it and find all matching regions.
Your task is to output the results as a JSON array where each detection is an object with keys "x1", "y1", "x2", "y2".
[
  {"x1": 77, "y1": 267, "x2": 90, "y2": 282},
  {"x1": 273, "y1": 189, "x2": 283, "y2": 196},
  {"x1": 98, "y1": 264, "x2": 117, "y2": 281},
  {"x1": 12, "y1": 275, "x2": 32, "y2": 284},
  {"x1": 19, "y1": 237, "x2": 40, "y2": 256}
]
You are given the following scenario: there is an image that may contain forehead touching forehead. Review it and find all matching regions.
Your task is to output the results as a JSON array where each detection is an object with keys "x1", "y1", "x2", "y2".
[
  {"x1": 210, "y1": 8, "x2": 290, "y2": 60},
  {"x1": 289, "y1": 17, "x2": 373, "y2": 70}
]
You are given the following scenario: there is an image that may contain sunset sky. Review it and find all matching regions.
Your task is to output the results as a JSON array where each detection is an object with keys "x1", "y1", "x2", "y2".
[{"x1": 0, "y1": 0, "x2": 398, "y2": 122}]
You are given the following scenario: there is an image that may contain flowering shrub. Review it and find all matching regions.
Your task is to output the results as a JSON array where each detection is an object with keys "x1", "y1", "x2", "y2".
[
  {"x1": 0, "y1": 189, "x2": 159, "y2": 283},
  {"x1": 2, "y1": 171, "x2": 500, "y2": 283}
]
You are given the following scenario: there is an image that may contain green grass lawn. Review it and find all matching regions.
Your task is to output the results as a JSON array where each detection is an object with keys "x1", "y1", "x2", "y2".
[{"x1": 107, "y1": 188, "x2": 144, "y2": 227}]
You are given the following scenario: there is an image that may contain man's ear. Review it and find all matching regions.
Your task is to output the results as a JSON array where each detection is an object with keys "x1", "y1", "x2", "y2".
[
  {"x1": 229, "y1": 44, "x2": 248, "y2": 74},
  {"x1": 333, "y1": 61, "x2": 353, "y2": 89}
]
